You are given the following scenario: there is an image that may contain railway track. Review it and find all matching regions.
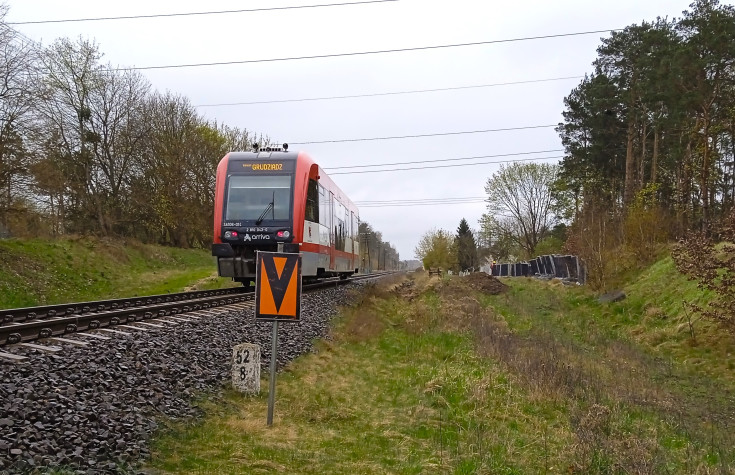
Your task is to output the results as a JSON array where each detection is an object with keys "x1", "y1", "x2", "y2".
[
  {"x1": 0, "y1": 272, "x2": 392, "y2": 359},
  {"x1": 0, "y1": 271, "x2": 394, "y2": 473}
]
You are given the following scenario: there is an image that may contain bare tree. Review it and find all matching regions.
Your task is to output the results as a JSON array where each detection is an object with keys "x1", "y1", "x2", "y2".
[
  {"x1": 484, "y1": 162, "x2": 559, "y2": 257},
  {"x1": 0, "y1": 8, "x2": 40, "y2": 232},
  {"x1": 85, "y1": 67, "x2": 150, "y2": 234},
  {"x1": 34, "y1": 36, "x2": 151, "y2": 236},
  {"x1": 217, "y1": 122, "x2": 254, "y2": 152},
  {"x1": 35, "y1": 36, "x2": 104, "y2": 234}
]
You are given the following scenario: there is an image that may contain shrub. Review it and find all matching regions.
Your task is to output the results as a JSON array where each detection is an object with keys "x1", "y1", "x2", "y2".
[{"x1": 672, "y1": 209, "x2": 735, "y2": 331}]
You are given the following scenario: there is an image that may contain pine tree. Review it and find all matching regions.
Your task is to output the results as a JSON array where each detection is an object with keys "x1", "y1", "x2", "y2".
[{"x1": 456, "y1": 218, "x2": 478, "y2": 271}]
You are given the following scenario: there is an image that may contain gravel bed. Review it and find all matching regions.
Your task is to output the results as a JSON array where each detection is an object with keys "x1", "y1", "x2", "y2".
[{"x1": 0, "y1": 284, "x2": 362, "y2": 474}]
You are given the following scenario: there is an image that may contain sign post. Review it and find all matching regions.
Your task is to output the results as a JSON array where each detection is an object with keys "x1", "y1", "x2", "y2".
[
  {"x1": 267, "y1": 320, "x2": 278, "y2": 425},
  {"x1": 255, "y1": 243, "x2": 302, "y2": 426}
]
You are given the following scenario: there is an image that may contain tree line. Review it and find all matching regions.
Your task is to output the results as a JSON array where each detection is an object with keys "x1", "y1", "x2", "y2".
[
  {"x1": 556, "y1": 0, "x2": 735, "y2": 286},
  {"x1": 0, "y1": 11, "x2": 402, "y2": 267},
  {"x1": 359, "y1": 221, "x2": 399, "y2": 271},
  {"x1": 416, "y1": 0, "x2": 735, "y2": 287},
  {"x1": 414, "y1": 218, "x2": 478, "y2": 272},
  {"x1": 0, "y1": 10, "x2": 266, "y2": 247}
]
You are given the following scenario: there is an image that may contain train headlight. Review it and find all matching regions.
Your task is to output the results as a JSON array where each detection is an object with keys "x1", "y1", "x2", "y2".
[
  {"x1": 276, "y1": 230, "x2": 290, "y2": 238},
  {"x1": 224, "y1": 230, "x2": 238, "y2": 239}
]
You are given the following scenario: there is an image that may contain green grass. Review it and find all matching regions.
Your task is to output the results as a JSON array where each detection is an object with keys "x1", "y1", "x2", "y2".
[
  {"x1": 146, "y1": 260, "x2": 735, "y2": 473},
  {"x1": 477, "y1": 257, "x2": 735, "y2": 472},
  {"x1": 0, "y1": 236, "x2": 237, "y2": 308},
  {"x1": 4, "y1": 240, "x2": 730, "y2": 472},
  {"x1": 147, "y1": 284, "x2": 576, "y2": 474}
]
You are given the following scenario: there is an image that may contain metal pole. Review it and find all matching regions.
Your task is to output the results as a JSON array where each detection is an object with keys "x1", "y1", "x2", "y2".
[
  {"x1": 267, "y1": 320, "x2": 278, "y2": 426},
  {"x1": 267, "y1": 241, "x2": 284, "y2": 426}
]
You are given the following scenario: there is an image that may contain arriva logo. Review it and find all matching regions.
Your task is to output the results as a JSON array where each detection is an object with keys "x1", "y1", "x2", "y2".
[{"x1": 243, "y1": 234, "x2": 270, "y2": 241}]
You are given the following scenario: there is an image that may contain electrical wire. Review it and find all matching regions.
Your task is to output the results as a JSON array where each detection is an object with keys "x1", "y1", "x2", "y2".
[
  {"x1": 194, "y1": 76, "x2": 583, "y2": 107},
  {"x1": 355, "y1": 197, "x2": 487, "y2": 207},
  {"x1": 357, "y1": 197, "x2": 485, "y2": 204},
  {"x1": 7, "y1": 0, "x2": 399, "y2": 25},
  {"x1": 114, "y1": 29, "x2": 616, "y2": 70},
  {"x1": 355, "y1": 197, "x2": 486, "y2": 207},
  {"x1": 292, "y1": 124, "x2": 557, "y2": 145},
  {"x1": 328, "y1": 155, "x2": 562, "y2": 175},
  {"x1": 358, "y1": 201, "x2": 487, "y2": 207},
  {"x1": 326, "y1": 149, "x2": 563, "y2": 170}
]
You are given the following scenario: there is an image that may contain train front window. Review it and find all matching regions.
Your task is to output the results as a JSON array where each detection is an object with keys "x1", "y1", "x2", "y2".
[{"x1": 225, "y1": 175, "x2": 292, "y2": 221}]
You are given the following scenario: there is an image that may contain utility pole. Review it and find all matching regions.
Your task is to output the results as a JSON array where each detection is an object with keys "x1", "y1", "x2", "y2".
[{"x1": 366, "y1": 234, "x2": 371, "y2": 273}]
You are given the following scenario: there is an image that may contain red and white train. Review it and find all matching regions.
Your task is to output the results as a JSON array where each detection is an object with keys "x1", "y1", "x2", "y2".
[{"x1": 211, "y1": 145, "x2": 360, "y2": 286}]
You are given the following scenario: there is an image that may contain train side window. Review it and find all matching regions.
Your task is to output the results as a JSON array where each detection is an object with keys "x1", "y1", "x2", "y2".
[
  {"x1": 306, "y1": 179, "x2": 319, "y2": 223},
  {"x1": 337, "y1": 220, "x2": 344, "y2": 251},
  {"x1": 333, "y1": 199, "x2": 344, "y2": 250},
  {"x1": 333, "y1": 200, "x2": 343, "y2": 235},
  {"x1": 344, "y1": 207, "x2": 349, "y2": 240},
  {"x1": 318, "y1": 185, "x2": 326, "y2": 226}
]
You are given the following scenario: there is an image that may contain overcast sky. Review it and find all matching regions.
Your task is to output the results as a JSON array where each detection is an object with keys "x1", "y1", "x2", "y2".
[{"x1": 4, "y1": 0, "x2": 724, "y2": 260}]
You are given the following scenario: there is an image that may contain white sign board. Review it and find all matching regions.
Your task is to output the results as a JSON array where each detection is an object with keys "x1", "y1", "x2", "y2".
[{"x1": 232, "y1": 343, "x2": 260, "y2": 394}]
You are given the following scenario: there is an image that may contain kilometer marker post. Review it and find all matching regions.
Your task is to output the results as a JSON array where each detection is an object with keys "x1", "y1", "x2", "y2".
[{"x1": 254, "y1": 242, "x2": 302, "y2": 426}]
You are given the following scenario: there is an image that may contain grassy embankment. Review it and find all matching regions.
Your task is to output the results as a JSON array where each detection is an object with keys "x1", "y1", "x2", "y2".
[
  {"x1": 145, "y1": 255, "x2": 735, "y2": 474},
  {"x1": 0, "y1": 236, "x2": 236, "y2": 308}
]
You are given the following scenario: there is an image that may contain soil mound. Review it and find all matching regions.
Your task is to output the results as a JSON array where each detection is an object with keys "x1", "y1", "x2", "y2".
[{"x1": 461, "y1": 272, "x2": 509, "y2": 294}]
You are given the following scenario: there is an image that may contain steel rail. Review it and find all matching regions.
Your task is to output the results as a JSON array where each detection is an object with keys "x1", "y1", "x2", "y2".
[
  {"x1": 0, "y1": 272, "x2": 396, "y2": 347},
  {"x1": 0, "y1": 287, "x2": 249, "y2": 324}
]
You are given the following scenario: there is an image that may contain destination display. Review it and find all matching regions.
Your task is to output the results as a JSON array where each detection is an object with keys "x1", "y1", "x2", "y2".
[{"x1": 228, "y1": 160, "x2": 296, "y2": 173}]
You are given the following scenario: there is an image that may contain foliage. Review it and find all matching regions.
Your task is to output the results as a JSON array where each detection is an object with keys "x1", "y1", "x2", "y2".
[
  {"x1": 0, "y1": 22, "x2": 274, "y2": 247},
  {"x1": 534, "y1": 235, "x2": 564, "y2": 256},
  {"x1": 455, "y1": 218, "x2": 478, "y2": 271},
  {"x1": 414, "y1": 228, "x2": 457, "y2": 270},
  {"x1": 563, "y1": 197, "x2": 624, "y2": 290},
  {"x1": 563, "y1": 187, "x2": 671, "y2": 290},
  {"x1": 0, "y1": 12, "x2": 38, "y2": 233},
  {"x1": 552, "y1": 0, "x2": 735, "y2": 285},
  {"x1": 672, "y1": 209, "x2": 735, "y2": 331},
  {"x1": 477, "y1": 213, "x2": 522, "y2": 261},
  {"x1": 358, "y1": 221, "x2": 399, "y2": 271},
  {"x1": 484, "y1": 162, "x2": 559, "y2": 258},
  {"x1": 557, "y1": 0, "x2": 735, "y2": 236},
  {"x1": 623, "y1": 184, "x2": 671, "y2": 261},
  {"x1": 0, "y1": 19, "x2": 400, "y2": 255}
]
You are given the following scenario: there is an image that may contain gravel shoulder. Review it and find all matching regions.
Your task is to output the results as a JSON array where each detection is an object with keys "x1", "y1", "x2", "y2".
[{"x1": 0, "y1": 285, "x2": 360, "y2": 474}]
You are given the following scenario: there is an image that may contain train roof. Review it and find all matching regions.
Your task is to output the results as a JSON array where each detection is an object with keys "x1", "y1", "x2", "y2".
[{"x1": 225, "y1": 151, "x2": 300, "y2": 161}]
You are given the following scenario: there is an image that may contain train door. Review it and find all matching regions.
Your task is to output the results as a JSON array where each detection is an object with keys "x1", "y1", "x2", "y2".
[
  {"x1": 350, "y1": 212, "x2": 360, "y2": 269},
  {"x1": 317, "y1": 183, "x2": 331, "y2": 275},
  {"x1": 329, "y1": 191, "x2": 336, "y2": 271}
]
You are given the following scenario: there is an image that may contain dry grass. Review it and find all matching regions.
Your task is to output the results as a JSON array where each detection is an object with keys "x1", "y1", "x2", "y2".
[
  {"x1": 337, "y1": 301, "x2": 386, "y2": 342},
  {"x1": 148, "y1": 271, "x2": 735, "y2": 474}
]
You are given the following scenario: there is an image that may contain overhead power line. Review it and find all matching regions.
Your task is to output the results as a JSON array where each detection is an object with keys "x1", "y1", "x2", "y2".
[
  {"x1": 115, "y1": 29, "x2": 616, "y2": 71},
  {"x1": 194, "y1": 76, "x2": 583, "y2": 107},
  {"x1": 326, "y1": 149, "x2": 563, "y2": 170},
  {"x1": 291, "y1": 124, "x2": 557, "y2": 145},
  {"x1": 356, "y1": 197, "x2": 486, "y2": 204},
  {"x1": 7, "y1": 0, "x2": 399, "y2": 25},
  {"x1": 355, "y1": 197, "x2": 487, "y2": 207},
  {"x1": 358, "y1": 201, "x2": 486, "y2": 207},
  {"x1": 329, "y1": 155, "x2": 562, "y2": 175}
]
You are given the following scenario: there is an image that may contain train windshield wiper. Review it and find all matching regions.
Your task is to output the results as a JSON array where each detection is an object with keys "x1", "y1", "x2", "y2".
[{"x1": 255, "y1": 191, "x2": 275, "y2": 225}]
